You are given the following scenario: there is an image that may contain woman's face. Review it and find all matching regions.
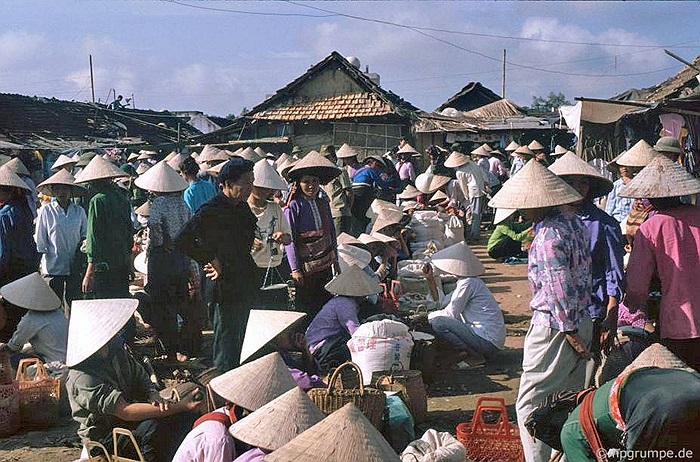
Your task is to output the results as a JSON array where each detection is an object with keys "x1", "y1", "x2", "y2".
[
  {"x1": 251, "y1": 186, "x2": 276, "y2": 201},
  {"x1": 299, "y1": 175, "x2": 320, "y2": 197},
  {"x1": 222, "y1": 171, "x2": 254, "y2": 202},
  {"x1": 618, "y1": 165, "x2": 629, "y2": 178},
  {"x1": 563, "y1": 175, "x2": 590, "y2": 200},
  {"x1": 53, "y1": 184, "x2": 72, "y2": 202},
  {"x1": 521, "y1": 207, "x2": 550, "y2": 223}
]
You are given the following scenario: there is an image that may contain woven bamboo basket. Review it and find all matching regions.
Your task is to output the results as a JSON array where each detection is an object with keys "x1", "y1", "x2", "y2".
[{"x1": 15, "y1": 358, "x2": 61, "y2": 428}]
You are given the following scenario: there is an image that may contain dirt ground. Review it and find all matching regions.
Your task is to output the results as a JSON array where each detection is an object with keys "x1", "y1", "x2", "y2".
[{"x1": 0, "y1": 238, "x2": 532, "y2": 462}]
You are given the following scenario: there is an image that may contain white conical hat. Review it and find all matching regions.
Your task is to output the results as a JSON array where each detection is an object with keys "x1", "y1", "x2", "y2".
[
  {"x1": 198, "y1": 145, "x2": 224, "y2": 163},
  {"x1": 276, "y1": 158, "x2": 296, "y2": 179},
  {"x1": 209, "y1": 352, "x2": 296, "y2": 411},
  {"x1": 36, "y1": 169, "x2": 86, "y2": 196},
  {"x1": 338, "y1": 244, "x2": 372, "y2": 270},
  {"x1": 337, "y1": 232, "x2": 365, "y2": 247},
  {"x1": 621, "y1": 343, "x2": 694, "y2": 376},
  {"x1": 238, "y1": 147, "x2": 263, "y2": 163},
  {"x1": 504, "y1": 141, "x2": 520, "y2": 152},
  {"x1": 134, "y1": 161, "x2": 188, "y2": 193},
  {"x1": 402, "y1": 200, "x2": 419, "y2": 211},
  {"x1": 4, "y1": 157, "x2": 30, "y2": 176},
  {"x1": 240, "y1": 310, "x2": 307, "y2": 364},
  {"x1": 164, "y1": 151, "x2": 178, "y2": 162},
  {"x1": 135, "y1": 201, "x2": 151, "y2": 217},
  {"x1": 396, "y1": 143, "x2": 419, "y2": 155},
  {"x1": 415, "y1": 172, "x2": 451, "y2": 194},
  {"x1": 208, "y1": 160, "x2": 225, "y2": 175},
  {"x1": 553, "y1": 145, "x2": 568, "y2": 156},
  {"x1": 429, "y1": 190, "x2": 448, "y2": 204},
  {"x1": 229, "y1": 387, "x2": 325, "y2": 451},
  {"x1": 514, "y1": 145, "x2": 535, "y2": 156},
  {"x1": 233, "y1": 147, "x2": 244, "y2": 155},
  {"x1": 325, "y1": 264, "x2": 382, "y2": 297},
  {"x1": 253, "y1": 159, "x2": 288, "y2": 190},
  {"x1": 137, "y1": 150, "x2": 157, "y2": 160},
  {"x1": 357, "y1": 233, "x2": 382, "y2": 246},
  {"x1": 51, "y1": 154, "x2": 78, "y2": 171},
  {"x1": 287, "y1": 151, "x2": 341, "y2": 185},
  {"x1": 368, "y1": 199, "x2": 403, "y2": 223},
  {"x1": 493, "y1": 208, "x2": 517, "y2": 225},
  {"x1": 74, "y1": 154, "x2": 129, "y2": 183},
  {"x1": 371, "y1": 215, "x2": 400, "y2": 235},
  {"x1": 470, "y1": 145, "x2": 491, "y2": 156},
  {"x1": 265, "y1": 402, "x2": 400, "y2": 462},
  {"x1": 127, "y1": 152, "x2": 140, "y2": 162},
  {"x1": 618, "y1": 155, "x2": 700, "y2": 199},
  {"x1": 371, "y1": 232, "x2": 397, "y2": 243},
  {"x1": 616, "y1": 139, "x2": 659, "y2": 167},
  {"x1": 254, "y1": 147, "x2": 266, "y2": 158},
  {"x1": 548, "y1": 152, "x2": 614, "y2": 198},
  {"x1": 275, "y1": 153, "x2": 290, "y2": 167},
  {"x1": 0, "y1": 272, "x2": 61, "y2": 312},
  {"x1": 0, "y1": 165, "x2": 31, "y2": 191},
  {"x1": 430, "y1": 242, "x2": 485, "y2": 277},
  {"x1": 528, "y1": 140, "x2": 545, "y2": 151},
  {"x1": 488, "y1": 159, "x2": 582, "y2": 209},
  {"x1": 133, "y1": 251, "x2": 148, "y2": 275},
  {"x1": 166, "y1": 153, "x2": 190, "y2": 171},
  {"x1": 336, "y1": 143, "x2": 359, "y2": 159},
  {"x1": 66, "y1": 299, "x2": 139, "y2": 367},
  {"x1": 397, "y1": 184, "x2": 421, "y2": 200},
  {"x1": 135, "y1": 163, "x2": 150, "y2": 175},
  {"x1": 443, "y1": 151, "x2": 470, "y2": 168}
]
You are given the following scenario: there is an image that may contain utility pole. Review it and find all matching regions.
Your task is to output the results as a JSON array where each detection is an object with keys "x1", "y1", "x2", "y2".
[
  {"x1": 89, "y1": 55, "x2": 95, "y2": 103},
  {"x1": 502, "y1": 49, "x2": 506, "y2": 98}
]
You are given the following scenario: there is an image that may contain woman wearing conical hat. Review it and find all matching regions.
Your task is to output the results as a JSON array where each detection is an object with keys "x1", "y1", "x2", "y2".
[
  {"x1": 178, "y1": 156, "x2": 217, "y2": 214},
  {"x1": 396, "y1": 143, "x2": 418, "y2": 188}
]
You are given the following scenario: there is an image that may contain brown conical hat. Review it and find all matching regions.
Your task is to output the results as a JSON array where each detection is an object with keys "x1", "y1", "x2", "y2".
[
  {"x1": 0, "y1": 165, "x2": 31, "y2": 191},
  {"x1": 51, "y1": 154, "x2": 78, "y2": 171},
  {"x1": 396, "y1": 143, "x2": 419, "y2": 155},
  {"x1": 238, "y1": 147, "x2": 263, "y2": 163},
  {"x1": 253, "y1": 159, "x2": 288, "y2": 190},
  {"x1": 397, "y1": 184, "x2": 421, "y2": 200},
  {"x1": 621, "y1": 343, "x2": 694, "y2": 376},
  {"x1": 325, "y1": 264, "x2": 382, "y2": 297},
  {"x1": 443, "y1": 151, "x2": 470, "y2": 168},
  {"x1": 74, "y1": 154, "x2": 129, "y2": 183},
  {"x1": 66, "y1": 299, "x2": 139, "y2": 367},
  {"x1": 488, "y1": 159, "x2": 582, "y2": 209},
  {"x1": 471, "y1": 144, "x2": 491, "y2": 156},
  {"x1": 336, "y1": 143, "x2": 359, "y2": 159},
  {"x1": 428, "y1": 189, "x2": 449, "y2": 204},
  {"x1": 287, "y1": 151, "x2": 341, "y2": 185},
  {"x1": 430, "y1": 241, "x2": 485, "y2": 277},
  {"x1": 504, "y1": 141, "x2": 520, "y2": 152},
  {"x1": 240, "y1": 310, "x2": 307, "y2": 364},
  {"x1": 5, "y1": 157, "x2": 30, "y2": 176},
  {"x1": 198, "y1": 145, "x2": 224, "y2": 163},
  {"x1": 338, "y1": 244, "x2": 372, "y2": 270},
  {"x1": 618, "y1": 155, "x2": 700, "y2": 199},
  {"x1": 275, "y1": 153, "x2": 290, "y2": 167},
  {"x1": 528, "y1": 140, "x2": 545, "y2": 151},
  {"x1": 167, "y1": 153, "x2": 190, "y2": 171},
  {"x1": 36, "y1": 169, "x2": 86, "y2": 196},
  {"x1": 337, "y1": 233, "x2": 365, "y2": 247},
  {"x1": 134, "y1": 201, "x2": 151, "y2": 217},
  {"x1": 229, "y1": 387, "x2": 325, "y2": 451},
  {"x1": 616, "y1": 139, "x2": 659, "y2": 167},
  {"x1": 0, "y1": 272, "x2": 61, "y2": 312},
  {"x1": 134, "y1": 161, "x2": 188, "y2": 193},
  {"x1": 514, "y1": 145, "x2": 534, "y2": 156},
  {"x1": 548, "y1": 151, "x2": 614, "y2": 198},
  {"x1": 276, "y1": 159, "x2": 297, "y2": 179},
  {"x1": 553, "y1": 145, "x2": 568, "y2": 156},
  {"x1": 265, "y1": 402, "x2": 400, "y2": 462},
  {"x1": 371, "y1": 215, "x2": 401, "y2": 235},
  {"x1": 209, "y1": 352, "x2": 296, "y2": 411}
]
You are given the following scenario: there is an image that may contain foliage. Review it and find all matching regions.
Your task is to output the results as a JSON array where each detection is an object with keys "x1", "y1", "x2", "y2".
[{"x1": 527, "y1": 92, "x2": 571, "y2": 113}]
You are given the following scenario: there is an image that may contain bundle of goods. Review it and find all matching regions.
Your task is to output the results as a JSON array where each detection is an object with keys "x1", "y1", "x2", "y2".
[
  {"x1": 348, "y1": 319, "x2": 414, "y2": 385},
  {"x1": 16, "y1": 358, "x2": 61, "y2": 428},
  {"x1": 0, "y1": 351, "x2": 20, "y2": 436},
  {"x1": 410, "y1": 210, "x2": 447, "y2": 256}
]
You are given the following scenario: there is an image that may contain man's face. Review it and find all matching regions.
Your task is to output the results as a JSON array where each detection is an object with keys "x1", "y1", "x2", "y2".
[{"x1": 222, "y1": 171, "x2": 254, "y2": 201}]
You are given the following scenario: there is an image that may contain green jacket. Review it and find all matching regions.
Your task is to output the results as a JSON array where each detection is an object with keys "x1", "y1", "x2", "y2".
[
  {"x1": 84, "y1": 183, "x2": 133, "y2": 270},
  {"x1": 486, "y1": 222, "x2": 532, "y2": 252}
]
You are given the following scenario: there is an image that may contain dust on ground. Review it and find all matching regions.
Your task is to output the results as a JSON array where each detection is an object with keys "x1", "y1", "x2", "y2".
[{"x1": 0, "y1": 239, "x2": 532, "y2": 462}]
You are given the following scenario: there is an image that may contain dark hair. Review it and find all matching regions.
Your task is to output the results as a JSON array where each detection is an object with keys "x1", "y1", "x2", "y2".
[
  {"x1": 218, "y1": 157, "x2": 254, "y2": 186},
  {"x1": 179, "y1": 156, "x2": 200, "y2": 176}
]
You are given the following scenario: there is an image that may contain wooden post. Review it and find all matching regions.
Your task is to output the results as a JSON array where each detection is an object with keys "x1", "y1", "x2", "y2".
[{"x1": 89, "y1": 55, "x2": 95, "y2": 103}]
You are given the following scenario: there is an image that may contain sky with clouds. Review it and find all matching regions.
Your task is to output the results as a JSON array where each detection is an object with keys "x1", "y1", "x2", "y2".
[{"x1": 1, "y1": 1, "x2": 698, "y2": 118}]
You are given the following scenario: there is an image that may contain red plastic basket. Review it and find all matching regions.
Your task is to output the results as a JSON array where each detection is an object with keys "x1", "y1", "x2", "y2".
[{"x1": 456, "y1": 396, "x2": 524, "y2": 462}]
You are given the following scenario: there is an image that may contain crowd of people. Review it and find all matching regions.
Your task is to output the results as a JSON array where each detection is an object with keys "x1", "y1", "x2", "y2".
[{"x1": 0, "y1": 134, "x2": 696, "y2": 461}]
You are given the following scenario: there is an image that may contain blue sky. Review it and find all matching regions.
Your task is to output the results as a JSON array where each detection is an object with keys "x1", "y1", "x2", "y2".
[{"x1": 1, "y1": 1, "x2": 698, "y2": 117}]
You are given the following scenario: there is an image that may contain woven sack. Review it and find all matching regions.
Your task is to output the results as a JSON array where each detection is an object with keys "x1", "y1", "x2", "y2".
[
  {"x1": 15, "y1": 358, "x2": 61, "y2": 428},
  {"x1": 307, "y1": 361, "x2": 386, "y2": 430},
  {"x1": 0, "y1": 381, "x2": 20, "y2": 436},
  {"x1": 372, "y1": 364, "x2": 428, "y2": 424}
]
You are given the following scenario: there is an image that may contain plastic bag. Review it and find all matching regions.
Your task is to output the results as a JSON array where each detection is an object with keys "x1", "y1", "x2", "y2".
[{"x1": 401, "y1": 429, "x2": 467, "y2": 462}]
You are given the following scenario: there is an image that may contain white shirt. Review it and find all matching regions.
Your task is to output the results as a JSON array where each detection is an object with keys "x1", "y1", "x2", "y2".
[
  {"x1": 250, "y1": 201, "x2": 291, "y2": 268},
  {"x1": 7, "y1": 309, "x2": 68, "y2": 364},
  {"x1": 35, "y1": 201, "x2": 87, "y2": 276},
  {"x1": 428, "y1": 277, "x2": 506, "y2": 349},
  {"x1": 454, "y1": 161, "x2": 487, "y2": 201}
]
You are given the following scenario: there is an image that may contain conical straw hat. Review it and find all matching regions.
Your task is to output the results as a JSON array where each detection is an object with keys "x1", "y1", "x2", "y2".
[
  {"x1": 396, "y1": 143, "x2": 419, "y2": 155},
  {"x1": 371, "y1": 215, "x2": 400, "y2": 235},
  {"x1": 430, "y1": 241, "x2": 485, "y2": 277},
  {"x1": 127, "y1": 152, "x2": 140, "y2": 162},
  {"x1": 325, "y1": 264, "x2": 382, "y2": 297},
  {"x1": 238, "y1": 147, "x2": 263, "y2": 163},
  {"x1": 415, "y1": 173, "x2": 450, "y2": 194},
  {"x1": 337, "y1": 232, "x2": 365, "y2": 247},
  {"x1": 233, "y1": 147, "x2": 244, "y2": 155},
  {"x1": 621, "y1": 343, "x2": 694, "y2": 376},
  {"x1": 505, "y1": 141, "x2": 520, "y2": 152},
  {"x1": 287, "y1": 151, "x2": 341, "y2": 185},
  {"x1": 429, "y1": 189, "x2": 448, "y2": 204},
  {"x1": 553, "y1": 145, "x2": 568, "y2": 156},
  {"x1": 443, "y1": 151, "x2": 470, "y2": 168},
  {"x1": 240, "y1": 310, "x2": 307, "y2": 364},
  {"x1": 606, "y1": 151, "x2": 625, "y2": 173},
  {"x1": 265, "y1": 402, "x2": 400, "y2": 462},
  {"x1": 36, "y1": 169, "x2": 86, "y2": 196},
  {"x1": 493, "y1": 208, "x2": 517, "y2": 225},
  {"x1": 253, "y1": 159, "x2": 288, "y2": 190},
  {"x1": 0, "y1": 272, "x2": 61, "y2": 311},
  {"x1": 66, "y1": 298, "x2": 139, "y2": 367},
  {"x1": 357, "y1": 233, "x2": 382, "y2": 246},
  {"x1": 514, "y1": 145, "x2": 534, "y2": 156},
  {"x1": 618, "y1": 155, "x2": 700, "y2": 199},
  {"x1": 0, "y1": 165, "x2": 31, "y2": 191},
  {"x1": 368, "y1": 199, "x2": 403, "y2": 223},
  {"x1": 338, "y1": 244, "x2": 372, "y2": 270},
  {"x1": 276, "y1": 159, "x2": 296, "y2": 179},
  {"x1": 336, "y1": 143, "x2": 359, "y2": 159},
  {"x1": 470, "y1": 145, "x2": 490, "y2": 156},
  {"x1": 208, "y1": 160, "x2": 226, "y2": 175},
  {"x1": 402, "y1": 200, "x2": 419, "y2": 211},
  {"x1": 254, "y1": 147, "x2": 266, "y2": 158},
  {"x1": 209, "y1": 352, "x2": 296, "y2": 411},
  {"x1": 134, "y1": 161, "x2": 188, "y2": 193},
  {"x1": 136, "y1": 163, "x2": 150, "y2": 175},
  {"x1": 164, "y1": 151, "x2": 178, "y2": 162},
  {"x1": 275, "y1": 153, "x2": 290, "y2": 167},
  {"x1": 75, "y1": 151, "x2": 97, "y2": 167},
  {"x1": 51, "y1": 154, "x2": 78, "y2": 171},
  {"x1": 616, "y1": 139, "x2": 658, "y2": 167},
  {"x1": 198, "y1": 145, "x2": 223, "y2": 163},
  {"x1": 5, "y1": 157, "x2": 30, "y2": 176},
  {"x1": 135, "y1": 201, "x2": 151, "y2": 217},
  {"x1": 489, "y1": 159, "x2": 582, "y2": 209},
  {"x1": 229, "y1": 387, "x2": 325, "y2": 451},
  {"x1": 528, "y1": 140, "x2": 544, "y2": 151},
  {"x1": 167, "y1": 153, "x2": 190, "y2": 171},
  {"x1": 0, "y1": 155, "x2": 10, "y2": 168},
  {"x1": 548, "y1": 152, "x2": 613, "y2": 198},
  {"x1": 371, "y1": 232, "x2": 397, "y2": 243},
  {"x1": 397, "y1": 184, "x2": 421, "y2": 200},
  {"x1": 74, "y1": 154, "x2": 129, "y2": 183},
  {"x1": 137, "y1": 150, "x2": 157, "y2": 160}
]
